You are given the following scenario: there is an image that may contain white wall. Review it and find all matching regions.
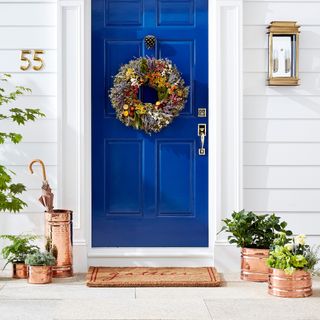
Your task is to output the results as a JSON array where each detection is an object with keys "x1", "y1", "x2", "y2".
[
  {"x1": 243, "y1": 0, "x2": 320, "y2": 244},
  {"x1": 0, "y1": 0, "x2": 57, "y2": 269}
]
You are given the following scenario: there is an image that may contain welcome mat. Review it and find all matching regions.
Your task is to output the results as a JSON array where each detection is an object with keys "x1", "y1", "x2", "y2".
[{"x1": 87, "y1": 267, "x2": 221, "y2": 287}]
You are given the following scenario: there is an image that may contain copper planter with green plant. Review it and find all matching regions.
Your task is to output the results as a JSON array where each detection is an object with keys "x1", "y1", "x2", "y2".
[
  {"x1": 267, "y1": 233, "x2": 319, "y2": 298},
  {"x1": 25, "y1": 251, "x2": 56, "y2": 284},
  {"x1": 0, "y1": 234, "x2": 39, "y2": 279},
  {"x1": 218, "y1": 210, "x2": 292, "y2": 282}
]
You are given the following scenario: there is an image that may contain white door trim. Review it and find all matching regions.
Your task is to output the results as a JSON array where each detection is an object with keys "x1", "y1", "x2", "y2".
[{"x1": 57, "y1": 0, "x2": 243, "y2": 272}]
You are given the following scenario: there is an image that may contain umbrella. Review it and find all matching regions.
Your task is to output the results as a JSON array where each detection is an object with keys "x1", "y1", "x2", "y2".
[{"x1": 29, "y1": 159, "x2": 54, "y2": 212}]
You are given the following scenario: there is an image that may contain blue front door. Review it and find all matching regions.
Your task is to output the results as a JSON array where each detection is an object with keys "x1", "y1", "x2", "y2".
[{"x1": 92, "y1": 0, "x2": 208, "y2": 247}]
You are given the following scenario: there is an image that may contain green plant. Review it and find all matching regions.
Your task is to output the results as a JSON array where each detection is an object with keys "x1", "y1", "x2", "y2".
[
  {"x1": 267, "y1": 233, "x2": 320, "y2": 275},
  {"x1": 0, "y1": 234, "x2": 39, "y2": 268},
  {"x1": 25, "y1": 251, "x2": 56, "y2": 266},
  {"x1": 0, "y1": 73, "x2": 45, "y2": 212},
  {"x1": 45, "y1": 237, "x2": 58, "y2": 259},
  {"x1": 218, "y1": 210, "x2": 292, "y2": 248}
]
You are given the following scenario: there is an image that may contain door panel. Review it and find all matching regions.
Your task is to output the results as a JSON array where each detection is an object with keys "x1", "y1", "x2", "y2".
[
  {"x1": 158, "y1": 40, "x2": 194, "y2": 114},
  {"x1": 92, "y1": 0, "x2": 208, "y2": 247},
  {"x1": 105, "y1": 140, "x2": 143, "y2": 215},
  {"x1": 105, "y1": 41, "x2": 142, "y2": 114},
  {"x1": 157, "y1": 141, "x2": 194, "y2": 215}
]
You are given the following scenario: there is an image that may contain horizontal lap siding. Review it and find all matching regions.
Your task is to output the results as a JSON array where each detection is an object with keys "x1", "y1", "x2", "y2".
[
  {"x1": 0, "y1": 3, "x2": 56, "y2": 26},
  {"x1": 244, "y1": 120, "x2": 320, "y2": 142},
  {"x1": 0, "y1": 213, "x2": 45, "y2": 235},
  {"x1": 243, "y1": 0, "x2": 320, "y2": 236},
  {"x1": 0, "y1": 0, "x2": 57, "y2": 240},
  {"x1": 0, "y1": 27, "x2": 56, "y2": 49},
  {"x1": 244, "y1": 49, "x2": 320, "y2": 73},
  {"x1": 0, "y1": 50, "x2": 57, "y2": 73}
]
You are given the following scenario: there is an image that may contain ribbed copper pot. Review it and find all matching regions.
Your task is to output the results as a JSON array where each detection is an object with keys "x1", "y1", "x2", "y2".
[
  {"x1": 12, "y1": 263, "x2": 28, "y2": 279},
  {"x1": 45, "y1": 209, "x2": 73, "y2": 278},
  {"x1": 268, "y1": 268, "x2": 312, "y2": 298},
  {"x1": 241, "y1": 247, "x2": 269, "y2": 282},
  {"x1": 28, "y1": 265, "x2": 52, "y2": 284}
]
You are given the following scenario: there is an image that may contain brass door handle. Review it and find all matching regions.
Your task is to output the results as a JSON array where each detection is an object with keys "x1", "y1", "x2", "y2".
[{"x1": 198, "y1": 124, "x2": 206, "y2": 155}]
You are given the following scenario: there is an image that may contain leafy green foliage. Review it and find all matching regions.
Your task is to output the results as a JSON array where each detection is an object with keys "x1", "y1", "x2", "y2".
[
  {"x1": 0, "y1": 234, "x2": 39, "y2": 268},
  {"x1": 267, "y1": 233, "x2": 320, "y2": 275},
  {"x1": 0, "y1": 166, "x2": 27, "y2": 212},
  {"x1": 218, "y1": 209, "x2": 293, "y2": 249},
  {"x1": 25, "y1": 251, "x2": 56, "y2": 266},
  {"x1": 0, "y1": 73, "x2": 45, "y2": 212}
]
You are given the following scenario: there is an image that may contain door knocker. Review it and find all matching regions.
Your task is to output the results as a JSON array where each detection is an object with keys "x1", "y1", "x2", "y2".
[{"x1": 144, "y1": 35, "x2": 156, "y2": 49}]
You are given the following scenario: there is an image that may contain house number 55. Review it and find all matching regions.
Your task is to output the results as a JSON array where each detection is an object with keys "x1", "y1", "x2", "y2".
[{"x1": 20, "y1": 50, "x2": 44, "y2": 71}]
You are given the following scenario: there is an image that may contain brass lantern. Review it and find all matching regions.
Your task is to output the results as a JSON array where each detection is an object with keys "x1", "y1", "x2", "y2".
[{"x1": 267, "y1": 21, "x2": 300, "y2": 86}]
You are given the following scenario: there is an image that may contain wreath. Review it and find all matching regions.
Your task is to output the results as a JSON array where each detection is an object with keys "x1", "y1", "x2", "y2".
[{"x1": 109, "y1": 57, "x2": 189, "y2": 134}]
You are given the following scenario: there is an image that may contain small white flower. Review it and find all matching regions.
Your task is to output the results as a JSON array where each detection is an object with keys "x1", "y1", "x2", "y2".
[
  {"x1": 284, "y1": 243, "x2": 293, "y2": 251},
  {"x1": 295, "y1": 234, "x2": 306, "y2": 246},
  {"x1": 130, "y1": 78, "x2": 138, "y2": 86}
]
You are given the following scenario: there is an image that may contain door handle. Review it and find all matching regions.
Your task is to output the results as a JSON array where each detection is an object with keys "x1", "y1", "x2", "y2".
[{"x1": 198, "y1": 124, "x2": 206, "y2": 155}]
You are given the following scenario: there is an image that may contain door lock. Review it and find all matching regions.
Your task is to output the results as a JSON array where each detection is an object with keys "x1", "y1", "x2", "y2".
[
  {"x1": 198, "y1": 108, "x2": 207, "y2": 118},
  {"x1": 198, "y1": 124, "x2": 206, "y2": 156}
]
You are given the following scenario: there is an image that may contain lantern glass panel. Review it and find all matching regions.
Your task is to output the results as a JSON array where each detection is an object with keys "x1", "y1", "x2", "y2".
[{"x1": 271, "y1": 35, "x2": 296, "y2": 78}]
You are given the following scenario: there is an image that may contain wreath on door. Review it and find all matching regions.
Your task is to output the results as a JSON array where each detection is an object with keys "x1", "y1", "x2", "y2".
[{"x1": 109, "y1": 57, "x2": 189, "y2": 134}]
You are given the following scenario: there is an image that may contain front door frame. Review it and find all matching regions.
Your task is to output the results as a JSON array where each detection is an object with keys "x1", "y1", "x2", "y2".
[{"x1": 57, "y1": 0, "x2": 243, "y2": 272}]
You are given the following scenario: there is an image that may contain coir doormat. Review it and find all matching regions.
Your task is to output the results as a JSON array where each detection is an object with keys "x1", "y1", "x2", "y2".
[{"x1": 86, "y1": 267, "x2": 221, "y2": 287}]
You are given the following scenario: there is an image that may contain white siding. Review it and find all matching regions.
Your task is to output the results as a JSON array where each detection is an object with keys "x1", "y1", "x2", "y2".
[
  {"x1": 243, "y1": 0, "x2": 320, "y2": 240},
  {"x1": 0, "y1": 0, "x2": 57, "y2": 241}
]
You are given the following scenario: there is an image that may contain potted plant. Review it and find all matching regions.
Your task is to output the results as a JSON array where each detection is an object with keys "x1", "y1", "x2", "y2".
[
  {"x1": 0, "y1": 234, "x2": 39, "y2": 278},
  {"x1": 267, "y1": 233, "x2": 319, "y2": 298},
  {"x1": 25, "y1": 251, "x2": 56, "y2": 284},
  {"x1": 218, "y1": 210, "x2": 292, "y2": 282}
]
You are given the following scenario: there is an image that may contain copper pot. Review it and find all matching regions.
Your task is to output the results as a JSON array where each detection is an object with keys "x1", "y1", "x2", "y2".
[
  {"x1": 45, "y1": 209, "x2": 73, "y2": 278},
  {"x1": 268, "y1": 268, "x2": 312, "y2": 298},
  {"x1": 12, "y1": 263, "x2": 28, "y2": 279},
  {"x1": 241, "y1": 247, "x2": 269, "y2": 282},
  {"x1": 28, "y1": 265, "x2": 52, "y2": 284}
]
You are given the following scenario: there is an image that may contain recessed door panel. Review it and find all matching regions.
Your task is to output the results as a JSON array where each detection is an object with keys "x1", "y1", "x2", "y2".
[
  {"x1": 105, "y1": 0, "x2": 143, "y2": 26},
  {"x1": 105, "y1": 40, "x2": 142, "y2": 114},
  {"x1": 104, "y1": 140, "x2": 143, "y2": 215},
  {"x1": 158, "y1": 40, "x2": 194, "y2": 115},
  {"x1": 157, "y1": 141, "x2": 194, "y2": 215},
  {"x1": 157, "y1": 0, "x2": 195, "y2": 26}
]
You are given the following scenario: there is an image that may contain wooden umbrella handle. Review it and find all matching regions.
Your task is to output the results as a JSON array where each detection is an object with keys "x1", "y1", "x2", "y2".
[{"x1": 29, "y1": 159, "x2": 47, "y2": 181}]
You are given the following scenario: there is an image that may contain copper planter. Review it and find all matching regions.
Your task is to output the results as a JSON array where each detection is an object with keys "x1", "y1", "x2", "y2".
[
  {"x1": 241, "y1": 247, "x2": 269, "y2": 282},
  {"x1": 28, "y1": 265, "x2": 52, "y2": 284},
  {"x1": 45, "y1": 209, "x2": 73, "y2": 278},
  {"x1": 268, "y1": 268, "x2": 312, "y2": 298},
  {"x1": 12, "y1": 263, "x2": 28, "y2": 279}
]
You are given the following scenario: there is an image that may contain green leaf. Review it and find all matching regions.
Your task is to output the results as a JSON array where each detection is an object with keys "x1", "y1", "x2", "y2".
[
  {"x1": 0, "y1": 234, "x2": 40, "y2": 267},
  {"x1": 219, "y1": 209, "x2": 292, "y2": 248},
  {"x1": 0, "y1": 73, "x2": 46, "y2": 213}
]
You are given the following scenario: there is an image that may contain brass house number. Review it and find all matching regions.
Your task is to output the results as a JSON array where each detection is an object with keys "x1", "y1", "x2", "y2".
[{"x1": 20, "y1": 50, "x2": 44, "y2": 71}]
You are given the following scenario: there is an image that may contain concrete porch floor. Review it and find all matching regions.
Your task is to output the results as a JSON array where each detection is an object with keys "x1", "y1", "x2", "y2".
[{"x1": 0, "y1": 273, "x2": 320, "y2": 320}]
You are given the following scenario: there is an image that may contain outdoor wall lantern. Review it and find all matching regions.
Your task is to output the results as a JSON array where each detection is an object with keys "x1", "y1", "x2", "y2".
[{"x1": 267, "y1": 21, "x2": 300, "y2": 86}]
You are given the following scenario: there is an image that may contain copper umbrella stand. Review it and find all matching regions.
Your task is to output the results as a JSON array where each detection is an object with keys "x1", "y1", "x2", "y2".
[{"x1": 29, "y1": 159, "x2": 73, "y2": 278}]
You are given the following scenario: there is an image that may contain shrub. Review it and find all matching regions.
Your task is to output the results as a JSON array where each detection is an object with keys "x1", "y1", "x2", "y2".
[
  {"x1": 0, "y1": 74, "x2": 45, "y2": 212},
  {"x1": 25, "y1": 251, "x2": 56, "y2": 266},
  {"x1": 218, "y1": 210, "x2": 292, "y2": 248}
]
